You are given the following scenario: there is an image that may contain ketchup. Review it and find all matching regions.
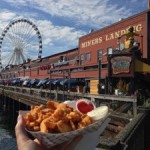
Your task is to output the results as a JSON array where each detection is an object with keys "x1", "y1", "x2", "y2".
[{"x1": 77, "y1": 101, "x2": 94, "y2": 114}]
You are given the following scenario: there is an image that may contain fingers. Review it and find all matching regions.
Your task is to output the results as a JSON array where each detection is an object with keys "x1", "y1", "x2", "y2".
[
  {"x1": 15, "y1": 114, "x2": 45, "y2": 150},
  {"x1": 15, "y1": 114, "x2": 82, "y2": 150},
  {"x1": 15, "y1": 114, "x2": 30, "y2": 149}
]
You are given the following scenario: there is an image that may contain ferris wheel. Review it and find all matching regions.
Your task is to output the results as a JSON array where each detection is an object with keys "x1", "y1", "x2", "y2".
[{"x1": 0, "y1": 18, "x2": 42, "y2": 70}]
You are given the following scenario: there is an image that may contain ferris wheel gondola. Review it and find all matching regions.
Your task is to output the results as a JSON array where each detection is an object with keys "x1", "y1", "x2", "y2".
[{"x1": 0, "y1": 18, "x2": 42, "y2": 70}]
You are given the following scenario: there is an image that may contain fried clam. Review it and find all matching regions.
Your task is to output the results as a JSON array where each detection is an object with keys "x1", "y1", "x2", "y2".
[
  {"x1": 56, "y1": 120, "x2": 73, "y2": 133},
  {"x1": 78, "y1": 115, "x2": 93, "y2": 129},
  {"x1": 67, "y1": 110, "x2": 82, "y2": 122},
  {"x1": 30, "y1": 105, "x2": 44, "y2": 115},
  {"x1": 40, "y1": 117, "x2": 57, "y2": 133},
  {"x1": 24, "y1": 100, "x2": 94, "y2": 133},
  {"x1": 53, "y1": 107, "x2": 73, "y2": 120},
  {"x1": 46, "y1": 101, "x2": 59, "y2": 110},
  {"x1": 24, "y1": 113, "x2": 40, "y2": 131},
  {"x1": 25, "y1": 106, "x2": 53, "y2": 131}
]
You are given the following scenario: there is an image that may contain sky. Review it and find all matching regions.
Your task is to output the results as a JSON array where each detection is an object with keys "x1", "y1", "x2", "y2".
[{"x1": 0, "y1": 0, "x2": 149, "y2": 66}]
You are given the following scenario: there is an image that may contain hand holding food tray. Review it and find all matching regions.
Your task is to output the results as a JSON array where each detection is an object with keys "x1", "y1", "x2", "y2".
[{"x1": 20, "y1": 99, "x2": 110, "y2": 149}]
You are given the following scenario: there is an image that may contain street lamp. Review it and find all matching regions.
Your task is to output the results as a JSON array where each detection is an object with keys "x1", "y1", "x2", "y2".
[
  {"x1": 63, "y1": 70, "x2": 65, "y2": 101},
  {"x1": 67, "y1": 69, "x2": 71, "y2": 93},
  {"x1": 107, "y1": 47, "x2": 113, "y2": 55},
  {"x1": 98, "y1": 49, "x2": 103, "y2": 94},
  {"x1": 107, "y1": 47, "x2": 113, "y2": 94}
]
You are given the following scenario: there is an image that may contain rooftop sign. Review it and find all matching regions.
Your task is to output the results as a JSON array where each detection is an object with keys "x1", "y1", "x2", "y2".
[{"x1": 81, "y1": 24, "x2": 142, "y2": 48}]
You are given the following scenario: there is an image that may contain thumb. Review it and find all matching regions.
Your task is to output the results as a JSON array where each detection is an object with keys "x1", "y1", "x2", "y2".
[{"x1": 15, "y1": 114, "x2": 29, "y2": 143}]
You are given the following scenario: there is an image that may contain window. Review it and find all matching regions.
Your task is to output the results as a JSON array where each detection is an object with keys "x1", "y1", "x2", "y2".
[
  {"x1": 85, "y1": 52, "x2": 91, "y2": 61},
  {"x1": 102, "y1": 64, "x2": 108, "y2": 69},
  {"x1": 80, "y1": 54, "x2": 84, "y2": 65}
]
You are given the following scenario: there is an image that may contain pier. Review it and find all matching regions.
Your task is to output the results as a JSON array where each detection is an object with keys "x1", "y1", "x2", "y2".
[
  {"x1": 0, "y1": 85, "x2": 137, "y2": 116},
  {"x1": 0, "y1": 85, "x2": 150, "y2": 150}
]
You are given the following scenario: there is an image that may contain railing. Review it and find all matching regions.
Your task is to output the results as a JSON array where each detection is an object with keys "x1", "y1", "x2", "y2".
[{"x1": 0, "y1": 85, "x2": 137, "y2": 117}]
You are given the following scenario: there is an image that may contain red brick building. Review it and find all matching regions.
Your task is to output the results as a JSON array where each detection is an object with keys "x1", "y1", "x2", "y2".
[{"x1": 1, "y1": 9, "x2": 150, "y2": 94}]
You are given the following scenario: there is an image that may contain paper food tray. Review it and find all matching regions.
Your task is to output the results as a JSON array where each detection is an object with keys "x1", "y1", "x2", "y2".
[{"x1": 20, "y1": 111, "x2": 110, "y2": 149}]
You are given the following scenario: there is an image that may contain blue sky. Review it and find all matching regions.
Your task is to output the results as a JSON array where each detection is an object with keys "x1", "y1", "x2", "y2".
[{"x1": 0, "y1": 0, "x2": 149, "y2": 65}]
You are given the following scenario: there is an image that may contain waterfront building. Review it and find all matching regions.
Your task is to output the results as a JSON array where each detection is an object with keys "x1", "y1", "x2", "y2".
[{"x1": 1, "y1": 8, "x2": 150, "y2": 95}]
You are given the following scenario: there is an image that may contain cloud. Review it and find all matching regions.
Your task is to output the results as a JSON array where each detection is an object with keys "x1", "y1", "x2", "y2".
[
  {"x1": 4, "y1": 0, "x2": 133, "y2": 28},
  {"x1": 0, "y1": 10, "x2": 16, "y2": 28},
  {"x1": 0, "y1": 10, "x2": 15, "y2": 20},
  {"x1": 0, "y1": 0, "x2": 147, "y2": 65},
  {"x1": 35, "y1": 19, "x2": 85, "y2": 56}
]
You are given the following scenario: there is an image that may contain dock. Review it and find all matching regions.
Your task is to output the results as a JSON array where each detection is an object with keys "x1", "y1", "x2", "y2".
[{"x1": 0, "y1": 85, "x2": 150, "y2": 150}]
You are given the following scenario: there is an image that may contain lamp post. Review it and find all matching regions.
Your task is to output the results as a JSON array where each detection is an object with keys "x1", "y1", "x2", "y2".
[
  {"x1": 49, "y1": 69, "x2": 51, "y2": 98},
  {"x1": 68, "y1": 69, "x2": 71, "y2": 93},
  {"x1": 140, "y1": 35, "x2": 143, "y2": 55},
  {"x1": 98, "y1": 50, "x2": 103, "y2": 94},
  {"x1": 63, "y1": 70, "x2": 65, "y2": 101},
  {"x1": 107, "y1": 47, "x2": 113, "y2": 94}
]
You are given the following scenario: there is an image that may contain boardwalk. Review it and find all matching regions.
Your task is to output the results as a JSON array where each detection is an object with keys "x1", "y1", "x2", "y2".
[{"x1": 0, "y1": 85, "x2": 149, "y2": 149}]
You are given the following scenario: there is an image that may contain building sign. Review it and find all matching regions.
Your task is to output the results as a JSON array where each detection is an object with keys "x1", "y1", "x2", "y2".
[
  {"x1": 53, "y1": 61, "x2": 69, "y2": 67},
  {"x1": 111, "y1": 56, "x2": 132, "y2": 74},
  {"x1": 81, "y1": 24, "x2": 142, "y2": 48}
]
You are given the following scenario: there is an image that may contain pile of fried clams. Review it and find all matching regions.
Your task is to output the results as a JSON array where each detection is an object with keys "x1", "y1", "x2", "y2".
[{"x1": 24, "y1": 101, "x2": 93, "y2": 133}]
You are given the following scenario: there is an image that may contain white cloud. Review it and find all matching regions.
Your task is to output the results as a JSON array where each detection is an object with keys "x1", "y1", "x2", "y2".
[
  {"x1": 4, "y1": 0, "x2": 132, "y2": 28},
  {"x1": 0, "y1": 0, "x2": 147, "y2": 64},
  {"x1": 35, "y1": 19, "x2": 85, "y2": 56},
  {"x1": 0, "y1": 10, "x2": 16, "y2": 29},
  {"x1": 0, "y1": 10, "x2": 15, "y2": 20}
]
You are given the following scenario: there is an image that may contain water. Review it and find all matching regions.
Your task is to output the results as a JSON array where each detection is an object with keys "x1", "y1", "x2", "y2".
[{"x1": 0, "y1": 102, "x2": 18, "y2": 150}]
